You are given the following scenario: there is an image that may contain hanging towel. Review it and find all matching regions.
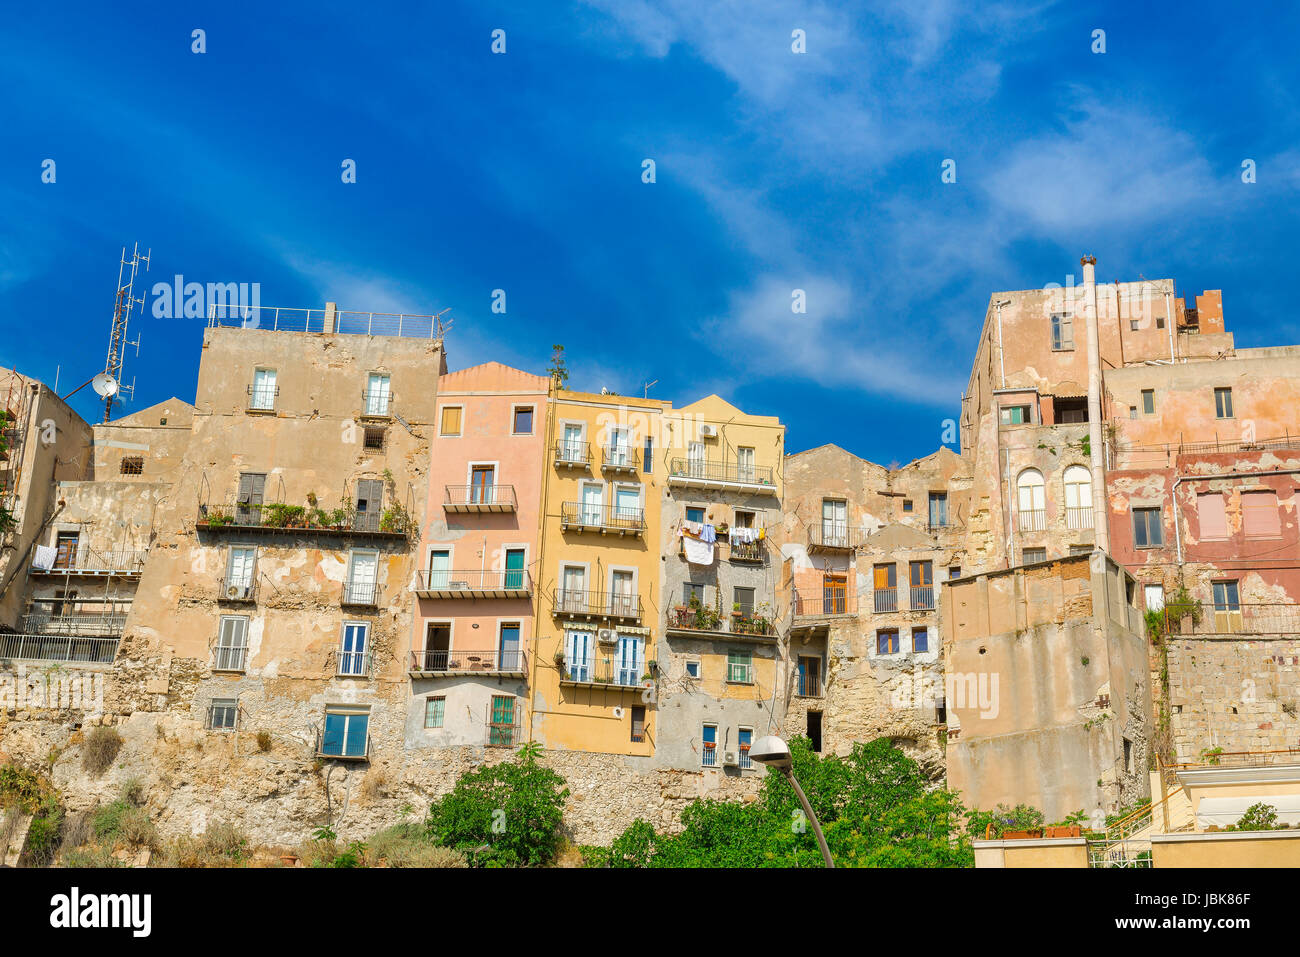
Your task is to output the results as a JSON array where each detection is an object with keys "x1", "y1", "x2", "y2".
[
  {"x1": 700, "y1": 523, "x2": 716, "y2": 544},
  {"x1": 685, "y1": 521, "x2": 703, "y2": 537},
  {"x1": 683, "y1": 536, "x2": 715, "y2": 566},
  {"x1": 32, "y1": 544, "x2": 57, "y2": 571}
]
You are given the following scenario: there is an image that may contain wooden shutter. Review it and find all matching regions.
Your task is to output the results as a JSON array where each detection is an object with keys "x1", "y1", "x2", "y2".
[
  {"x1": 1242, "y1": 490, "x2": 1280, "y2": 538},
  {"x1": 356, "y1": 478, "x2": 383, "y2": 513},
  {"x1": 1197, "y1": 493, "x2": 1228, "y2": 540},
  {"x1": 237, "y1": 473, "x2": 265, "y2": 504}
]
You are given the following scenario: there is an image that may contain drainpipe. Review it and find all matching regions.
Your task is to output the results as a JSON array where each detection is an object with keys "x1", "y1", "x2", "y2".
[
  {"x1": 1164, "y1": 289, "x2": 1176, "y2": 362},
  {"x1": 1081, "y1": 256, "x2": 1110, "y2": 553}
]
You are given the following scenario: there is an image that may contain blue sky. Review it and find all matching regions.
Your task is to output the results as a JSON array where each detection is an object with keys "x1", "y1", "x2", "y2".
[{"x1": 2, "y1": 1, "x2": 1298, "y2": 463}]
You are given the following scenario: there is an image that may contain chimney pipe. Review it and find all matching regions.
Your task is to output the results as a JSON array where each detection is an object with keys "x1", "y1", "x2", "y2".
[{"x1": 1081, "y1": 256, "x2": 1110, "y2": 552}]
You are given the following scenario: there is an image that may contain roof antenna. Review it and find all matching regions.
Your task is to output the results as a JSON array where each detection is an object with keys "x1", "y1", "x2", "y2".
[
  {"x1": 99, "y1": 243, "x2": 149, "y2": 423},
  {"x1": 643, "y1": 379, "x2": 659, "y2": 399}
]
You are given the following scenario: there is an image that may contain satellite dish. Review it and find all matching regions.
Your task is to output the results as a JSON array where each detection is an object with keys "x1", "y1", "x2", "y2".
[{"x1": 92, "y1": 373, "x2": 119, "y2": 398}]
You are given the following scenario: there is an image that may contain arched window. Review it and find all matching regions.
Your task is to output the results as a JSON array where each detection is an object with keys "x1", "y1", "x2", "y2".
[
  {"x1": 1063, "y1": 465, "x2": 1094, "y2": 529},
  {"x1": 1017, "y1": 469, "x2": 1046, "y2": 531}
]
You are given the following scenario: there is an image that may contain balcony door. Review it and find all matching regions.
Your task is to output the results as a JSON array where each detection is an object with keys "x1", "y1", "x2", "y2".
[
  {"x1": 503, "y1": 548, "x2": 525, "y2": 590},
  {"x1": 566, "y1": 630, "x2": 592, "y2": 681},
  {"x1": 615, "y1": 634, "x2": 643, "y2": 686},
  {"x1": 470, "y1": 466, "x2": 495, "y2": 505},
  {"x1": 561, "y1": 565, "x2": 586, "y2": 612},
  {"x1": 347, "y1": 552, "x2": 378, "y2": 604},
  {"x1": 424, "y1": 622, "x2": 451, "y2": 671},
  {"x1": 688, "y1": 441, "x2": 705, "y2": 477},
  {"x1": 614, "y1": 486, "x2": 640, "y2": 527},
  {"x1": 562, "y1": 424, "x2": 584, "y2": 461},
  {"x1": 226, "y1": 546, "x2": 256, "y2": 596},
  {"x1": 54, "y1": 531, "x2": 80, "y2": 569},
  {"x1": 498, "y1": 622, "x2": 521, "y2": 671},
  {"x1": 581, "y1": 483, "x2": 603, "y2": 525},
  {"x1": 339, "y1": 623, "x2": 368, "y2": 676},
  {"x1": 609, "y1": 427, "x2": 630, "y2": 466},
  {"x1": 366, "y1": 373, "x2": 391, "y2": 416},
  {"x1": 427, "y1": 549, "x2": 450, "y2": 590},
  {"x1": 822, "y1": 499, "x2": 846, "y2": 546},
  {"x1": 823, "y1": 574, "x2": 846, "y2": 614},
  {"x1": 736, "y1": 446, "x2": 755, "y2": 483},
  {"x1": 611, "y1": 570, "x2": 635, "y2": 617}
]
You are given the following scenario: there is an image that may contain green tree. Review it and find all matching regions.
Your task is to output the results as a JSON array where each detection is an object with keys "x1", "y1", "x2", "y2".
[
  {"x1": 426, "y1": 744, "x2": 569, "y2": 867},
  {"x1": 1230, "y1": 802, "x2": 1282, "y2": 832}
]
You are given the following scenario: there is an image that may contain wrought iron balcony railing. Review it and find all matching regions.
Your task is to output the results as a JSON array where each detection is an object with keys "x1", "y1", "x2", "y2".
[
  {"x1": 560, "y1": 501, "x2": 645, "y2": 535},
  {"x1": 554, "y1": 441, "x2": 593, "y2": 467},
  {"x1": 315, "y1": 730, "x2": 371, "y2": 760},
  {"x1": 1066, "y1": 505, "x2": 1094, "y2": 529},
  {"x1": 552, "y1": 589, "x2": 643, "y2": 621},
  {"x1": 668, "y1": 458, "x2": 776, "y2": 490},
  {"x1": 414, "y1": 568, "x2": 532, "y2": 597},
  {"x1": 409, "y1": 648, "x2": 528, "y2": 674},
  {"x1": 601, "y1": 445, "x2": 640, "y2": 473},
  {"x1": 910, "y1": 585, "x2": 935, "y2": 610},
  {"x1": 793, "y1": 591, "x2": 855, "y2": 618},
  {"x1": 874, "y1": 587, "x2": 897, "y2": 613},
  {"x1": 797, "y1": 669, "x2": 823, "y2": 697},
  {"x1": 197, "y1": 501, "x2": 412, "y2": 538},
  {"x1": 360, "y1": 389, "x2": 393, "y2": 417},
  {"x1": 728, "y1": 540, "x2": 766, "y2": 563},
  {"x1": 1018, "y1": 508, "x2": 1047, "y2": 532},
  {"x1": 331, "y1": 650, "x2": 373, "y2": 678},
  {"x1": 1160, "y1": 602, "x2": 1300, "y2": 637},
  {"x1": 808, "y1": 523, "x2": 860, "y2": 551},
  {"x1": 212, "y1": 644, "x2": 248, "y2": 673},
  {"x1": 444, "y1": 484, "x2": 517, "y2": 512},
  {"x1": 666, "y1": 605, "x2": 777, "y2": 639},
  {"x1": 342, "y1": 581, "x2": 383, "y2": 608},
  {"x1": 18, "y1": 612, "x2": 127, "y2": 637},
  {"x1": 0, "y1": 633, "x2": 119, "y2": 664},
  {"x1": 31, "y1": 545, "x2": 147, "y2": 577},
  {"x1": 218, "y1": 576, "x2": 258, "y2": 603},
  {"x1": 560, "y1": 653, "x2": 651, "y2": 688}
]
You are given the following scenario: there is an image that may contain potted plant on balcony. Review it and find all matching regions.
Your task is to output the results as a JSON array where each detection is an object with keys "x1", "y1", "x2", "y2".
[
  {"x1": 380, "y1": 503, "x2": 410, "y2": 534},
  {"x1": 553, "y1": 650, "x2": 567, "y2": 671},
  {"x1": 204, "y1": 511, "x2": 233, "y2": 527},
  {"x1": 329, "y1": 507, "x2": 348, "y2": 529}
]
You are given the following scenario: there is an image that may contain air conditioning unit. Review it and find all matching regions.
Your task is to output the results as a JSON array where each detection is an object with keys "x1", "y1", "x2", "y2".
[
  {"x1": 597, "y1": 628, "x2": 618, "y2": 645},
  {"x1": 722, "y1": 751, "x2": 738, "y2": 766},
  {"x1": 612, "y1": 706, "x2": 625, "y2": 719},
  {"x1": 699, "y1": 424, "x2": 718, "y2": 438}
]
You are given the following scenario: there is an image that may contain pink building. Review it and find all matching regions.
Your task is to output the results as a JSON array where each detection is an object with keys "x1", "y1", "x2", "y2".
[{"x1": 409, "y1": 362, "x2": 549, "y2": 747}]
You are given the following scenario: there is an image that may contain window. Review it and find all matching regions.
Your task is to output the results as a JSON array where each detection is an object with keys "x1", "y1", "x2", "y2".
[
  {"x1": 1156, "y1": 316, "x2": 1166, "y2": 329},
  {"x1": 607, "y1": 427, "x2": 631, "y2": 465},
  {"x1": 928, "y1": 492, "x2": 948, "y2": 527},
  {"x1": 565, "y1": 630, "x2": 593, "y2": 682},
  {"x1": 1212, "y1": 580, "x2": 1240, "y2": 612},
  {"x1": 119, "y1": 456, "x2": 143, "y2": 475},
  {"x1": 734, "y1": 509, "x2": 755, "y2": 529},
  {"x1": 685, "y1": 660, "x2": 700, "y2": 678},
  {"x1": 214, "y1": 615, "x2": 249, "y2": 672},
  {"x1": 630, "y1": 706, "x2": 646, "y2": 743},
  {"x1": 1132, "y1": 507, "x2": 1164, "y2": 548},
  {"x1": 53, "y1": 530, "x2": 80, "y2": 569},
  {"x1": 687, "y1": 441, "x2": 706, "y2": 476},
  {"x1": 209, "y1": 698, "x2": 238, "y2": 731},
  {"x1": 559, "y1": 565, "x2": 587, "y2": 612},
  {"x1": 736, "y1": 446, "x2": 756, "y2": 483},
  {"x1": 912, "y1": 627, "x2": 929, "y2": 654},
  {"x1": 877, "y1": 629, "x2": 900, "y2": 655},
  {"x1": 424, "y1": 696, "x2": 445, "y2": 729},
  {"x1": 822, "y1": 574, "x2": 847, "y2": 614},
  {"x1": 1141, "y1": 389, "x2": 1155, "y2": 415},
  {"x1": 909, "y1": 561, "x2": 934, "y2": 609},
  {"x1": 503, "y1": 549, "x2": 526, "y2": 591},
  {"x1": 224, "y1": 546, "x2": 256, "y2": 598},
  {"x1": 683, "y1": 582, "x2": 705, "y2": 605},
  {"x1": 685, "y1": 505, "x2": 705, "y2": 524},
  {"x1": 560, "y1": 423, "x2": 584, "y2": 462},
  {"x1": 1000, "y1": 405, "x2": 1030, "y2": 426},
  {"x1": 1197, "y1": 492, "x2": 1228, "y2": 540},
  {"x1": 643, "y1": 437, "x2": 653, "y2": 474},
  {"x1": 439, "y1": 405, "x2": 463, "y2": 436},
  {"x1": 1050, "y1": 313, "x2": 1074, "y2": 350},
  {"x1": 1242, "y1": 490, "x2": 1281, "y2": 539},
  {"x1": 738, "y1": 727, "x2": 753, "y2": 769},
  {"x1": 797, "y1": 656, "x2": 821, "y2": 696},
  {"x1": 948, "y1": 566, "x2": 961, "y2": 580},
  {"x1": 363, "y1": 426, "x2": 385, "y2": 450},
  {"x1": 354, "y1": 478, "x2": 383, "y2": 531},
  {"x1": 1017, "y1": 469, "x2": 1046, "y2": 531},
  {"x1": 1055, "y1": 397, "x2": 1088, "y2": 424},
  {"x1": 345, "y1": 550, "x2": 379, "y2": 605},
  {"x1": 902, "y1": 499, "x2": 913, "y2": 512},
  {"x1": 614, "y1": 633, "x2": 643, "y2": 686},
  {"x1": 702, "y1": 724, "x2": 718, "y2": 766},
  {"x1": 1214, "y1": 388, "x2": 1234, "y2": 419},
  {"x1": 1063, "y1": 465, "x2": 1093, "y2": 529},
  {"x1": 1130, "y1": 319, "x2": 1140, "y2": 331},
  {"x1": 727, "y1": 650, "x2": 753, "y2": 684},
  {"x1": 338, "y1": 622, "x2": 369, "y2": 677},
  {"x1": 488, "y1": 696, "x2": 517, "y2": 746},
  {"x1": 873, "y1": 563, "x2": 897, "y2": 612},
  {"x1": 470, "y1": 465, "x2": 496, "y2": 504},
  {"x1": 250, "y1": 368, "x2": 277, "y2": 410},
  {"x1": 236, "y1": 472, "x2": 266, "y2": 524},
  {"x1": 822, "y1": 499, "x2": 847, "y2": 545},
  {"x1": 1144, "y1": 584, "x2": 1165, "y2": 612},
  {"x1": 733, "y1": 586, "x2": 755, "y2": 616},
  {"x1": 1022, "y1": 547, "x2": 1047, "y2": 564},
  {"x1": 320, "y1": 707, "x2": 370, "y2": 758},
  {"x1": 365, "y1": 373, "x2": 391, "y2": 416},
  {"x1": 1129, "y1": 406, "x2": 1138, "y2": 419},
  {"x1": 512, "y1": 406, "x2": 534, "y2": 435}
]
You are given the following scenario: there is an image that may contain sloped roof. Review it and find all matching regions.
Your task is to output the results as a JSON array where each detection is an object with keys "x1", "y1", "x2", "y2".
[{"x1": 438, "y1": 360, "x2": 549, "y2": 392}]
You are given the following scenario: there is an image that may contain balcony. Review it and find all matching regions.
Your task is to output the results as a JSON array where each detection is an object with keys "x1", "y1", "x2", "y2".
[
  {"x1": 552, "y1": 589, "x2": 643, "y2": 622},
  {"x1": 315, "y1": 730, "x2": 371, "y2": 761},
  {"x1": 808, "y1": 523, "x2": 860, "y2": 552},
  {"x1": 601, "y1": 445, "x2": 640, "y2": 474},
  {"x1": 923, "y1": 521, "x2": 958, "y2": 535},
  {"x1": 560, "y1": 502, "x2": 645, "y2": 537},
  {"x1": 444, "y1": 484, "x2": 517, "y2": 513},
  {"x1": 728, "y1": 540, "x2": 766, "y2": 563},
  {"x1": 30, "y1": 545, "x2": 146, "y2": 578},
  {"x1": 1018, "y1": 508, "x2": 1047, "y2": 532},
  {"x1": 360, "y1": 389, "x2": 392, "y2": 419},
  {"x1": 665, "y1": 605, "x2": 778, "y2": 643},
  {"x1": 559, "y1": 653, "x2": 650, "y2": 690},
  {"x1": 19, "y1": 611, "x2": 127, "y2": 637},
  {"x1": 408, "y1": 648, "x2": 528, "y2": 678},
  {"x1": 667, "y1": 458, "x2": 776, "y2": 494},
  {"x1": 209, "y1": 303, "x2": 448, "y2": 340},
  {"x1": 796, "y1": 669, "x2": 823, "y2": 698},
  {"x1": 874, "y1": 587, "x2": 897, "y2": 613},
  {"x1": 414, "y1": 568, "x2": 532, "y2": 599},
  {"x1": 0, "y1": 633, "x2": 119, "y2": 664},
  {"x1": 330, "y1": 650, "x2": 373, "y2": 678},
  {"x1": 554, "y1": 441, "x2": 592, "y2": 469},
  {"x1": 246, "y1": 382, "x2": 279, "y2": 413},
  {"x1": 1161, "y1": 602, "x2": 1300, "y2": 637},
  {"x1": 909, "y1": 586, "x2": 935, "y2": 611},
  {"x1": 212, "y1": 644, "x2": 248, "y2": 673},
  {"x1": 196, "y1": 502, "x2": 412, "y2": 541},
  {"x1": 218, "y1": 576, "x2": 257, "y2": 603},
  {"x1": 1066, "y1": 505, "x2": 1094, "y2": 530},
  {"x1": 793, "y1": 591, "x2": 855, "y2": 620},
  {"x1": 342, "y1": 582, "x2": 383, "y2": 608}
]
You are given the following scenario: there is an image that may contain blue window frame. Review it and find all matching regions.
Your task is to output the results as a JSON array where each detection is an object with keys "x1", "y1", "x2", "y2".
[
  {"x1": 339, "y1": 622, "x2": 368, "y2": 676},
  {"x1": 321, "y1": 709, "x2": 369, "y2": 758},
  {"x1": 685, "y1": 506, "x2": 705, "y2": 524},
  {"x1": 912, "y1": 627, "x2": 929, "y2": 654}
]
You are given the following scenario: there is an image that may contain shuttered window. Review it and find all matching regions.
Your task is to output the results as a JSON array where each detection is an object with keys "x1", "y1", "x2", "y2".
[
  {"x1": 440, "y1": 406, "x2": 462, "y2": 436},
  {"x1": 1242, "y1": 490, "x2": 1281, "y2": 539},
  {"x1": 1197, "y1": 493, "x2": 1228, "y2": 540},
  {"x1": 214, "y1": 616, "x2": 249, "y2": 671}
]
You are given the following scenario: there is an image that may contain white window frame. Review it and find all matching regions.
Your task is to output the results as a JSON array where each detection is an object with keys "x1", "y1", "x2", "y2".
[
  {"x1": 251, "y1": 367, "x2": 277, "y2": 411},
  {"x1": 366, "y1": 372, "x2": 392, "y2": 416},
  {"x1": 214, "y1": 615, "x2": 249, "y2": 672}
]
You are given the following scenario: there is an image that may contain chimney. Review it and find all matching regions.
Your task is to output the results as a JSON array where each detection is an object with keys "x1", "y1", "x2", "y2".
[
  {"x1": 323, "y1": 301, "x2": 338, "y2": 334},
  {"x1": 1080, "y1": 256, "x2": 1109, "y2": 552}
]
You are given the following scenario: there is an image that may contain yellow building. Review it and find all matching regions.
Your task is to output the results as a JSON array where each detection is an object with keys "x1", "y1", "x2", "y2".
[{"x1": 530, "y1": 388, "x2": 668, "y2": 755}]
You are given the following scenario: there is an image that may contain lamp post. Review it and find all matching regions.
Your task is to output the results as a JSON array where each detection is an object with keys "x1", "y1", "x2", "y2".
[{"x1": 748, "y1": 735, "x2": 835, "y2": 868}]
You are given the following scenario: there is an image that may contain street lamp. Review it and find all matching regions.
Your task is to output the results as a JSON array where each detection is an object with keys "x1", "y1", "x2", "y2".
[{"x1": 748, "y1": 735, "x2": 835, "y2": 868}]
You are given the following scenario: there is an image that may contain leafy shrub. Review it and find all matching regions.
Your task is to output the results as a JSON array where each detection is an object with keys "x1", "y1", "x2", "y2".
[
  {"x1": 0, "y1": 763, "x2": 52, "y2": 813},
  {"x1": 81, "y1": 727, "x2": 123, "y2": 776},
  {"x1": 1231, "y1": 802, "x2": 1283, "y2": 832},
  {"x1": 21, "y1": 797, "x2": 64, "y2": 866},
  {"x1": 92, "y1": 800, "x2": 159, "y2": 849},
  {"x1": 426, "y1": 743, "x2": 569, "y2": 867},
  {"x1": 159, "y1": 822, "x2": 250, "y2": 867},
  {"x1": 608, "y1": 819, "x2": 656, "y2": 868},
  {"x1": 364, "y1": 822, "x2": 467, "y2": 868}
]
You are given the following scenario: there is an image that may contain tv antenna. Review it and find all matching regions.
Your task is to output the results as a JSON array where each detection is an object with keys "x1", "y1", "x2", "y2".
[
  {"x1": 101, "y1": 243, "x2": 149, "y2": 423},
  {"x1": 643, "y1": 379, "x2": 659, "y2": 398}
]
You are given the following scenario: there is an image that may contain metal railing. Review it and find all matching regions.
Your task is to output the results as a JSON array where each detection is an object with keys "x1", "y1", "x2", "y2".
[
  {"x1": 32, "y1": 545, "x2": 147, "y2": 575},
  {"x1": 561, "y1": 653, "x2": 649, "y2": 688},
  {"x1": 197, "y1": 501, "x2": 412, "y2": 537},
  {"x1": 874, "y1": 587, "x2": 897, "y2": 613},
  {"x1": 553, "y1": 589, "x2": 643, "y2": 620},
  {"x1": 486, "y1": 710, "x2": 524, "y2": 747},
  {"x1": 1161, "y1": 602, "x2": 1300, "y2": 637},
  {"x1": 416, "y1": 568, "x2": 531, "y2": 593},
  {"x1": 361, "y1": 389, "x2": 392, "y2": 417},
  {"x1": 0, "y1": 633, "x2": 119, "y2": 664},
  {"x1": 739, "y1": 747, "x2": 753, "y2": 770},
  {"x1": 702, "y1": 745, "x2": 718, "y2": 767},
  {"x1": 1065, "y1": 505, "x2": 1094, "y2": 529},
  {"x1": 728, "y1": 540, "x2": 765, "y2": 562},
  {"x1": 560, "y1": 501, "x2": 645, "y2": 533},
  {"x1": 1018, "y1": 508, "x2": 1047, "y2": 532},
  {"x1": 808, "y1": 523, "x2": 859, "y2": 550},
  {"x1": 601, "y1": 445, "x2": 640, "y2": 471},
  {"x1": 666, "y1": 605, "x2": 776, "y2": 637},
  {"x1": 209, "y1": 303, "x2": 447, "y2": 340},
  {"x1": 554, "y1": 441, "x2": 592, "y2": 466},
  {"x1": 18, "y1": 612, "x2": 127, "y2": 637},
  {"x1": 444, "y1": 484, "x2": 517, "y2": 510},
  {"x1": 342, "y1": 582, "x2": 382, "y2": 607},
  {"x1": 797, "y1": 668, "x2": 822, "y2": 697},
  {"x1": 330, "y1": 650, "x2": 373, "y2": 678},
  {"x1": 793, "y1": 591, "x2": 853, "y2": 617},
  {"x1": 910, "y1": 585, "x2": 935, "y2": 610},
  {"x1": 315, "y1": 730, "x2": 371, "y2": 760},
  {"x1": 211, "y1": 644, "x2": 248, "y2": 672},
  {"x1": 246, "y1": 383, "x2": 279, "y2": 411},
  {"x1": 668, "y1": 458, "x2": 776, "y2": 488},
  {"x1": 409, "y1": 648, "x2": 528, "y2": 673},
  {"x1": 217, "y1": 576, "x2": 257, "y2": 602}
]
